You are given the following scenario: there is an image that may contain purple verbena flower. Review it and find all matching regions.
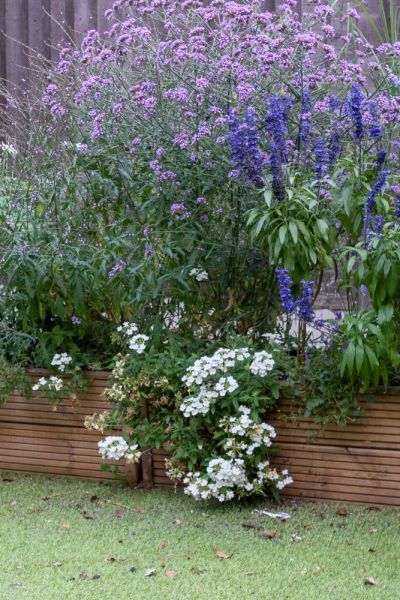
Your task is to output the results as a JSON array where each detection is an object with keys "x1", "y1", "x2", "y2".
[
  {"x1": 108, "y1": 259, "x2": 126, "y2": 278},
  {"x1": 71, "y1": 316, "x2": 81, "y2": 325},
  {"x1": 170, "y1": 202, "x2": 190, "y2": 220}
]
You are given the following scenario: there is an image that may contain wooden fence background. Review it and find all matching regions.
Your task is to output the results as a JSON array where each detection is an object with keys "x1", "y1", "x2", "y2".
[{"x1": 0, "y1": 0, "x2": 391, "y2": 96}]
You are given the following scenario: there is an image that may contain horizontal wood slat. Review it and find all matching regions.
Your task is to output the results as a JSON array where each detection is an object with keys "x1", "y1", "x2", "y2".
[
  {"x1": 150, "y1": 395, "x2": 400, "y2": 505},
  {"x1": 0, "y1": 371, "x2": 118, "y2": 481}
]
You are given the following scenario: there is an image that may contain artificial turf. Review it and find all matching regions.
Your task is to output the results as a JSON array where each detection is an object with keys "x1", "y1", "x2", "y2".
[{"x1": 0, "y1": 472, "x2": 399, "y2": 600}]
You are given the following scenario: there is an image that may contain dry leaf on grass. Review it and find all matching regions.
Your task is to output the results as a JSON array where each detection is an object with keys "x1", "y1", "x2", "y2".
[
  {"x1": 364, "y1": 577, "x2": 378, "y2": 586},
  {"x1": 165, "y1": 570, "x2": 177, "y2": 578},
  {"x1": 213, "y1": 549, "x2": 233, "y2": 559},
  {"x1": 241, "y1": 521, "x2": 262, "y2": 530},
  {"x1": 260, "y1": 530, "x2": 276, "y2": 539},
  {"x1": 144, "y1": 568, "x2": 157, "y2": 577},
  {"x1": 171, "y1": 519, "x2": 182, "y2": 526},
  {"x1": 60, "y1": 523, "x2": 70, "y2": 529},
  {"x1": 336, "y1": 508, "x2": 348, "y2": 517}
]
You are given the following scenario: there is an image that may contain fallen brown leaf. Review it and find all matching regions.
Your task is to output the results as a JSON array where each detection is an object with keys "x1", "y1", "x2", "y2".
[
  {"x1": 244, "y1": 571, "x2": 255, "y2": 576},
  {"x1": 368, "y1": 548, "x2": 376, "y2": 553},
  {"x1": 369, "y1": 528, "x2": 379, "y2": 534},
  {"x1": 165, "y1": 570, "x2": 177, "y2": 578},
  {"x1": 171, "y1": 519, "x2": 182, "y2": 526},
  {"x1": 289, "y1": 534, "x2": 303, "y2": 543},
  {"x1": 90, "y1": 495, "x2": 103, "y2": 505},
  {"x1": 78, "y1": 571, "x2": 100, "y2": 581},
  {"x1": 144, "y1": 568, "x2": 157, "y2": 577},
  {"x1": 336, "y1": 508, "x2": 348, "y2": 517},
  {"x1": 114, "y1": 510, "x2": 125, "y2": 519},
  {"x1": 132, "y1": 505, "x2": 145, "y2": 513},
  {"x1": 304, "y1": 522, "x2": 313, "y2": 530},
  {"x1": 260, "y1": 530, "x2": 276, "y2": 539},
  {"x1": 364, "y1": 577, "x2": 378, "y2": 586},
  {"x1": 241, "y1": 521, "x2": 262, "y2": 530},
  {"x1": 60, "y1": 523, "x2": 70, "y2": 529},
  {"x1": 213, "y1": 549, "x2": 232, "y2": 560},
  {"x1": 158, "y1": 542, "x2": 167, "y2": 549},
  {"x1": 191, "y1": 567, "x2": 205, "y2": 575}
]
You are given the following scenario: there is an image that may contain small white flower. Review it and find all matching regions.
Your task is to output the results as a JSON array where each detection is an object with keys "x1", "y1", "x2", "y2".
[{"x1": 189, "y1": 268, "x2": 208, "y2": 282}]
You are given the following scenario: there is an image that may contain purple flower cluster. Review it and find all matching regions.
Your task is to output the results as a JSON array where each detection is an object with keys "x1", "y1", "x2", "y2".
[
  {"x1": 314, "y1": 137, "x2": 328, "y2": 180},
  {"x1": 227, "y1": 107, "x2": 264, "y2": 184},
  {"x1": 265, "y1": 96, "x2": 292, "y2": 201},
  {"x1": 108, "y1": 259, "x2": 126, "y2": 278},
  {"x1": 170, "y1": 202, "x2": 190, "y2": 220},
  {"x1": 299, "y1": 89, "x2": 312, "y2": 146},
  {"x1": 275, "y1": 268, "x2": 296, "y2": 313},
  {"x1": 275, "y1": 269, "x2": 314, "y2": 322},
  {"x1": 348, "y1": 84, "x2": 364, "y2": 142},
  {"x1": 363, "y1": 169, "x2": 390, "y2": 235},
  {"x1": 297, "y1": 280, "x2": 314, "y2": 322}
]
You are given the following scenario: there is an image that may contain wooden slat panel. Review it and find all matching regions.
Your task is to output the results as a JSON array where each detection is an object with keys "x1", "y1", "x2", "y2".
[
  {"x1": 151, "y1": 396, "x2": 400, "y2": 505},
  {"x1": 0, "y1": 371, "x2": 118, "y2": 481}
]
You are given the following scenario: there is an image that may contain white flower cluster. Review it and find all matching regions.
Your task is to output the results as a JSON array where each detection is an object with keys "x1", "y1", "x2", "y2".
[
  {"x1": 128, "y1": 334, "x2": 150, "y2": 354},
  {"x1": 116, "y1": 322, "x2": 149, "y2": 354},
  {"x1": 262, "y1": 332, "x2": 284, "y2": 346},
  {"x1": 249, "y1": 351, "x2": 275, "y2": 376},
  {"x1": 98, "y1": 436, "x2": 141, "y2": 463},
  {"x1": 84, "y1": 411, "x2": 110, "y2": 432},
  {"x1": 221, "y1": 405, "x2": 276, "y2": 457},
  {"x1": 51, "y1": 353, "x2": 73, "y2": 372},
  {"x1": 117, "y1": 321, "x2": 138, "y2": 335},
  {"x1": 32, "y1": 375, "x2": 63, "y2": 392},
  {"x1": 182, "y1": 347, "x2": 250, "y2": 387},
  {"x1": 1, "y1": 142, "x2": 18, "y2": 157},
  {"x1": 183, "y1": 455, "x2": 293, "y2": 502},
  {"x1": 189, "y1": 267, "x2": 208, "y2": 282},
  {"x1": 256, "y1": 461, "x2": 293, "y2": 491},
  {"x1": 183, "y1": 457, "x2": 251, "y2": 502},
  {"x1": 180, "y1": 387, "x2": 218, "y2": 418}
]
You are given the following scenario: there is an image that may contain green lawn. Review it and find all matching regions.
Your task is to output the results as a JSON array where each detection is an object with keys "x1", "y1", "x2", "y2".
[{"x1": 0, "y1": 473, "x2": 399, "y2": 600}]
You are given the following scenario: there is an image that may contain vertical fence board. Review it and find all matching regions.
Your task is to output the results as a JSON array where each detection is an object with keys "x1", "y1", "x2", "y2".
[
  {"x1": 49, "y1": 0, "x2": 75, "y2": 61},
  {"x1": 97, "y1": 0, "x2": 112, "y2": 34},
  {"x1": 4, "y1": 0, "x2": 29, "y2": 93},
  {"x1": 73, "y1": 0, "x2": 98, "y2": 37}
]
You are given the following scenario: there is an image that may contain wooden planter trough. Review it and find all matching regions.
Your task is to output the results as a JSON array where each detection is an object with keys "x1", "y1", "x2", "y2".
[
  {"x1": 0, "y1": 370, "x2": 123, "y2": 482},
  {"x1": 1, "y1": 373, "x2": 400, "y2": 505},
  {"x1": 150, "y1": 391, "x2": 400, "y2": 506}
]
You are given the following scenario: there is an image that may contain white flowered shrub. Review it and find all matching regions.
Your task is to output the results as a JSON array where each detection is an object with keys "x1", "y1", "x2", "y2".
[
  {"x1": 31, "y1": 352, "x2": 87, "y2": 403},
  {"x1": 89, "y1": 326, "x2": 292, "y2": 502}
]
